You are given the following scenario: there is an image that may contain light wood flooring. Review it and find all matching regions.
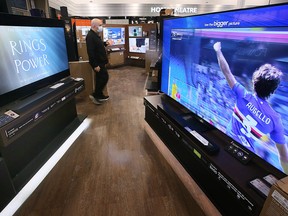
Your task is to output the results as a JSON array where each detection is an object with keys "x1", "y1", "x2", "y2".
[{"x1": 14, "y1": 66, "x2": 206, "y2": 216}]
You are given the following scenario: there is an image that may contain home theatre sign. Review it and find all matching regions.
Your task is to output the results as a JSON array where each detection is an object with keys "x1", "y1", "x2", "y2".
[{"x1": 150, "y1": 6, "x2": 198, "y2": 15}]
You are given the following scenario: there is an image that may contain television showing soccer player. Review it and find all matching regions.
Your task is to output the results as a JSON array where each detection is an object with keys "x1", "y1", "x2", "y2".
[{"x1": 161, "y1": 3, "x2": 288, "y2": 174}]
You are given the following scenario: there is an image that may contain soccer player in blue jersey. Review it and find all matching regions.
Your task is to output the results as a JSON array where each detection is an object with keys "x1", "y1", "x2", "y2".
[{"x1": 213, "y1": 41, "x2": 288, "y2": 174}]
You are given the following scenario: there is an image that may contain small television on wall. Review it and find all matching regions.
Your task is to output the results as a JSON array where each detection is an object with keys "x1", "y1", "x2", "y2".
[
  {"x1": 128, "y1": 26, "x2": 142, "y2": 37},
  {"x1": 103, "y1": 27, "x2": 125, "y2": 45},
  {"x1": 129, "y1": 38, "x2": 149, "y2": 53},
  {"x1": 0, "y1": 13, "x2": 70, "y2": 108},
  {"x1": 161, "y1": 3, "x2": 288, "y2": 175}
]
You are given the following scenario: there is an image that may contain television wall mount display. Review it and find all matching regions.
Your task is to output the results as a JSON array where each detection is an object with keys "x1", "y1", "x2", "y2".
[
  {"x1": 129, "y1": 37, "x2": 149, "y2": 53},
  {"x1": 103, "y1": 26, "x2": 125, "y2": 45},
  {"x1": 128, "y1": 26, "x2": 143, "y2": 37}
]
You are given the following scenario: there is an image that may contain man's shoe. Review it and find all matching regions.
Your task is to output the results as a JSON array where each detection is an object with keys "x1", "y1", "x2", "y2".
[
  {"x1": 97, "y1": 95, "x2": 110, "y2": 102},
  {"x1": 89, "y1": 95, "x2": 102, "y2": 105}
]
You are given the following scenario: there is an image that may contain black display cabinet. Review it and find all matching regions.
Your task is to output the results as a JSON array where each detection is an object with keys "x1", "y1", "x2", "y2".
[
  {"x1": 144, "y1": 94, "x2": 286, "y2": 216},
  {"x1": 0, "y1": 78, "x2": 86, "y2": 211}
]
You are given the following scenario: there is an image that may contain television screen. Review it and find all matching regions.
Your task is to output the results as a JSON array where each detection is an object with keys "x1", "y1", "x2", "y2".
[
  {"x1": 0, "y1": 13, "x2": 70, "y2": 107},
  {"x1": 103, "y1": 27, "x2": 125, "y2": 45},
  {"x1": 10, "y1": 0, "x2": 27, "y2": 10},
  {"x1": 161, "y1": 3, "x2": 288, "y2": 174},
  {"x1": 128, "y1": 26, "x2": 142, "y2": 37},
  {"x1": 129, "y1": 38, "x2": 149, "y2": 53}
]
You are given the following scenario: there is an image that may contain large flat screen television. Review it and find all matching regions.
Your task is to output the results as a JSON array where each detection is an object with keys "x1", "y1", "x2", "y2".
[
  {"x1": 161, "y1": 3, "x2": 288, "y2": 175},
  {"x1": 103, "y1": 27, "x2": 125, "y2": 45},
  {"x1": 0, "y1": 13, "x2": 70, "y2": 108}
]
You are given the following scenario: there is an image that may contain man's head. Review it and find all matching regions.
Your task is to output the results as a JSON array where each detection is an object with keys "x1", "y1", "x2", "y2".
[
  {"x1": 252, "y1": 64, "x2": 282, "y2": 99},
  {"x1": 91, "y1": 18, "x2": 103, "y2": 33}
]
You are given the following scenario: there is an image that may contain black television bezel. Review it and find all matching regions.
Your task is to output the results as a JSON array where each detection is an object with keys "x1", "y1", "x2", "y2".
[
  {"x1": 160, "y1": 3, "x2": 288, "y2": 176},
  {"x1": 0, "y1": 13, "x2": 70, "y2": 108}
]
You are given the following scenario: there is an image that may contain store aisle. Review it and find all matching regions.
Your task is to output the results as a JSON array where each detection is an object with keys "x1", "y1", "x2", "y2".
[{"x1": 14, "y1": 66, "x2": 205, "y2": 216}]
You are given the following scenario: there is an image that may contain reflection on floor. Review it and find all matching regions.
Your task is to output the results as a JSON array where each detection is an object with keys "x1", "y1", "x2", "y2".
[{"x1": 14, "y1": 66, "x2": 205, "y2": 216}]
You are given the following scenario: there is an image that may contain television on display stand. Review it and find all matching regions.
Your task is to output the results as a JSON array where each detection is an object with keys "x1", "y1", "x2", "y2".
[
  {"x1": 155, "y1": 2, "x2": 288, "y2": 215},
  {"x1": 0, "y1": 11, "x2": 86, "y2": 212},
  {"x1": 161, "y1": 2, "x2": 288, "y2": 176},
  {"x1": 0, "y1": 12, "x2": 70, "y2": 109}
]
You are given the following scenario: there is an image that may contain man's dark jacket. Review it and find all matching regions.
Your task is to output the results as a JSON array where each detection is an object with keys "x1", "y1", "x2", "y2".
[{"x1": 86, "y1": 29, "x2": 108, "y2": 69}]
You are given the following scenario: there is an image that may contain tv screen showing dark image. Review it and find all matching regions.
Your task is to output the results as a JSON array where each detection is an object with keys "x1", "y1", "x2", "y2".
[{"x1": 129, "y1": 38, "x2": 149, "y2": 53}]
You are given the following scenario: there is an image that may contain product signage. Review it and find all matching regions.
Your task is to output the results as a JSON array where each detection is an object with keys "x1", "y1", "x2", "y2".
[
  {"x1": 150, "y1": 6, "x2": 198, "y2": 15},
  {"x1": 54, "y1": 3, "x2": 237, "y2": 17}
]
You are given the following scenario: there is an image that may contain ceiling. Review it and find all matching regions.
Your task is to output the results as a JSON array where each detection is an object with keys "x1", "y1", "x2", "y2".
[
  {"x1": 48, "y1": 0, "x2": 288, "y2": 17},
  {"x1": 66, "y1": 0, "x2": 288, "y2": 5},
  {"x1": 67, "y1": 0, "x2": 264, "y2": 4}
]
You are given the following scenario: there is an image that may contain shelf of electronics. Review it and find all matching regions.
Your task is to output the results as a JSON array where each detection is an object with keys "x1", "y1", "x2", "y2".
[
  {"x1": 144, "y1": 94, "x2": 284, "y2": 216},
  {"x1": 0, "y1": 78, "x2": 85, "y2": 147}
]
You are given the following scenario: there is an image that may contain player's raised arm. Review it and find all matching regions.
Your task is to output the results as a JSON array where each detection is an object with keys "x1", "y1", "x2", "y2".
[{"x1": 213, "y1": 42, "x2": 237, "y2": 89}]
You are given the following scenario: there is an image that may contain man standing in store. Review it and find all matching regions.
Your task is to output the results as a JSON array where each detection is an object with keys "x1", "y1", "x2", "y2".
[{"x1": 86, "y1": 18, "x2": 112, "y2": 105}]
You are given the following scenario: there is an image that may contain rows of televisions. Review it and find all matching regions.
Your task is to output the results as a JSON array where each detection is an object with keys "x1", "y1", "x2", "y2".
[
  {"x1": 74, "y1": 20, "x2": 157, "y2": 55},
  {"x1": 0, "y1": 2, "x2": 287, "y2": 214},
  {"x1": 104, "y1": 25, "x2": 149, "y2": 53},
  {"x1": 0, "y1": 2, "x2": 287, "y2": 175}
]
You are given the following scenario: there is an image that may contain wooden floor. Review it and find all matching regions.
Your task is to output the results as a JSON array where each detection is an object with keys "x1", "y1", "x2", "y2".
[{"x1": 14, "y1": 66, "x2": 206, "y2": 216}]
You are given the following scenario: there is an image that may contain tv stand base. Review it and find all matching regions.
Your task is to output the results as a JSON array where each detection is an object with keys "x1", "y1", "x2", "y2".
[
  {"x1": 144, "y1": 122, "x2": 221, "y2": 216},
  {"x1": 143, "y1": 94, "x2": 284, "y2": 216}
]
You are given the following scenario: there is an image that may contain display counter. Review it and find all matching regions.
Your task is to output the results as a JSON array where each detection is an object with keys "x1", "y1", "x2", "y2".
[
  {"x1": 144, "y1": 122, "x2": 221, "y2": 216},
  {"x1": 69, "y1": 61, "x2": 94, "y2": 97},
  {"x1": 144, "y1": 94, "x2": 286, "y2": 216},
  {"x1": 145, "y1": 50, "x2": 159, "y2": 75},
  {"x1": 0, "y1": 78, "x2": 86, "y2": 211},
  {"x1": 77, "y1": 42, "x2": 89, "y2": 61},
  {"x1": 107, "y1": 49, "x2": 125, "y2": 68},
  {"x1": 145, "y1": 50, "x2": 160, "y2": 94}
]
